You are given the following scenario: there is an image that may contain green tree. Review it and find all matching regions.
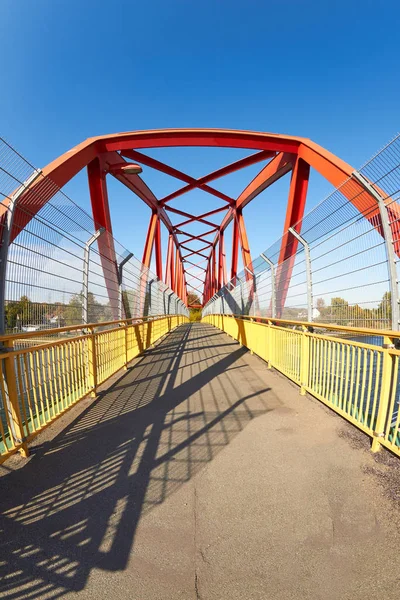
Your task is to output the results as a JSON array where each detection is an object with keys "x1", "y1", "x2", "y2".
[
  {"x1": 63, "y1": 292, "x2": 108, "y2": 325},
  {"x1": 187, "y1": 292, "x2": 201, "y2": 321},
  {"x1": 5, "y1": 295, "x2": 33, "y2": 330},
  {"x1": 315, "y1": 298, "x2": 327, "y2": 317},
  {"x1": 378, "y1": 291, "x2": 391, "y2": 320},
  {"x1": 330, "y1": 297, "x2": 349, "y2": 324},
  {"x1": 63, "y1": 294, "x2": 82, "y2": 325},
  {"x1": 188, "y1": 292, "x2": 201, "y2": 307}
]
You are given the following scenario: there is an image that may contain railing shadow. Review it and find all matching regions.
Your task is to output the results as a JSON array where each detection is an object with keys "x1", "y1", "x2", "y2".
[{"x1": 0, "y1": 323, "x2": 275, "y2": 599}]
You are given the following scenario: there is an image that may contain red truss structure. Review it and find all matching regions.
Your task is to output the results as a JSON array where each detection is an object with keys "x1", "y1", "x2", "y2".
[{"x1": 2, "y1": 129, "x2": 395, "y2": 311}]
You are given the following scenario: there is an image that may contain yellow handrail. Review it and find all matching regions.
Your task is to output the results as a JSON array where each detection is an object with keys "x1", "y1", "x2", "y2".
[{"x1": 223, "y1": 313, "x2": 400, "y2": 338}]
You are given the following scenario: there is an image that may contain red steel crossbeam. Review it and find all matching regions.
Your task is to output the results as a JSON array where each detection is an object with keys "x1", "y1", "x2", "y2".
[
  {"x1": 174, "y1": 206, "x2": 228, "y2": 227},
  {"x1": 188, "y1": 282, "x2": 205, "y2": 294},
  {"x1": 121, "y1": 149, "x2": 234, "y2": 204},
  {"x1": 160, "y1": 149, "x2": 274, "y2": 204},
  {"x1": 215, "y1": 152, "x2": 294, "y2": 253},
  {"x1": 181, "y1": 243, "x2": 211, "y2": 257},
  {"x1": 166, "y1": 206, "x2": 220, "y2": 230},
  {"x1": 186, "y1": 272, "x2": 205, "y2": 285},
  {"x1": 185, "y1": 265, "x2": 207, "y2": 274},
  {"x1": 179, "y1": 229, "x2": 218, "y2": 243},
  {"x1": 182, "y1": 249, "x2": 210, "y2": 260}
]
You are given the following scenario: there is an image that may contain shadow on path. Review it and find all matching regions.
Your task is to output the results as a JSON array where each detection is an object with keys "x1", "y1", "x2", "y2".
[{"x1": 0, "y1": 323, "x2": 277, "y2": 599}]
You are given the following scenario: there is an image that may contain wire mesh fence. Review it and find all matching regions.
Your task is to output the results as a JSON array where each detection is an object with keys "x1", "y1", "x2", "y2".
[
  {"x1": 203, "y1": 133, "x2": 400, "y2": 331},
  {"x1": 0, "y1": 137, "x2": 188, "y2": 335}
]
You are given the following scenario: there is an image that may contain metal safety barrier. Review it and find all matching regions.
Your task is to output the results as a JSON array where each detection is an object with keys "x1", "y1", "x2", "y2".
[
  {"x1": 0, "y1": 314, "x2": 189, "y2": 463},
  {"x1": 203, "y1": 314, "x2": 400, "y2": 457}
]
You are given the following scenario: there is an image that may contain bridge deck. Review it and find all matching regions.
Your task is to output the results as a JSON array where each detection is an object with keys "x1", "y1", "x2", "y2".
[{"x1": 1, "y1": 323, "x2": 400, "y2": 599}]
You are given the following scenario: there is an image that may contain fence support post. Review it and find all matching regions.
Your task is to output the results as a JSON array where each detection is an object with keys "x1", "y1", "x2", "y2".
[
  {"x1": 245, "y1": 266, "x2": 257, "y2": 317},
  {"x1": 237, "y1": 278, "x2": 244, "y2": 315},
  {"x1": 260, "y1": 253, "x2": 276, "y2": 319},
  {"x1": 82, "y1": 228, "x2": 105, "y2": 325},
  {"x1": 372, "y1": 336, "x2": 394, "y2": 452},
  {"x1": 353, "y1": 170, "x2": 400, "y2": 330},
  {"x1": 288, "y1": 228, "x2": 313, "y2": 323},
  {"x1": 117, "y1": 252, "x2": 133, "y2": 321}
]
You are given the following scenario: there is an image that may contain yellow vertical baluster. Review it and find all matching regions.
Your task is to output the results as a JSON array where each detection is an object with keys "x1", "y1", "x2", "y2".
[{"x1": 23, "y1": 354, "x2": 36, "y2": 432}]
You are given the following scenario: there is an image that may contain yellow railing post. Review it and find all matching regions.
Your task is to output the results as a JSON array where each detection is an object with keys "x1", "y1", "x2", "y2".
[
  {"x1": 123, "y1": 321, "x2": 129, "y2": 370},
  {"x1": 87, "y1": 327, "x2": 98, "y2": 398},
  {"x1": 300, "y1": 325, "x2": 310, "y2": 396},
  {"x1": 267, "y1": 321, "x2": 273, "y2": 368},
  {"x1": 249, "y1": 318, "x2": 254, "y2": 354},
  {"x1": 3, "y1": 341, "x2": 29, "y2": 457},
  {"x1": 371, "y1": 335, "x2": 394, "y2": 453}
]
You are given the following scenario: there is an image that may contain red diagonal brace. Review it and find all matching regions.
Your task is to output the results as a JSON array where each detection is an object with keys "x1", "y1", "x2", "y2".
[
  {"x1": 122, "y1": 149, "x2": 234, "y2": 204},
  {"x1": 160, "y1": 149, "x2": 274, "y2": 204}
]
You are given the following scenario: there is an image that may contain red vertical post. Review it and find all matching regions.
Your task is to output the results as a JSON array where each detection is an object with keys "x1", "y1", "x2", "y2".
[
  {"x1": 178, "y1": 256, "x2": 182, "y2": 298},
  {"x1": 180, "y1": 260, "x2": 185, "y2": 300},
  {"x1": 204, "y1": 259, "x2": 210, "y2": 303},
  {"x1": 181, "y1": 265, "x2": 185, "y2": 300},
  {"x1": 170, "y1": 242, "x2": 176, "y2": 292},
  {"x1": 231, "y1": 210, "x2": 239, "y2": 281},
  {"x1": 175, "y1": 247, "x2": 180, "y2": 296},
  {"x1": 218, "y1": 233, "x2": 227, "y2": 290},
  {"x1": 177, "y1": 257, "x2": 181, "y2": 299},
  {"x1": 209, "y1": 256, "x2": 212, "y2": 300},
  {"x1": 179, "y1": 258, "x2": 184, "y2": 299},
  {"x1": 142, "y1": 210, "x2": 158, "y2": 268},
  {"x1": 87, "y1": 157, "x2": 119, "y2": 320},
  {"x1": 211, "y1": 247, "x2": 217, "y2": 295},
  {"x1": 165, "y1": 234, "x2": 173, "y2": 288},
  {"x1": 217, "y1": 241, "x2": 222, "y2": 290},
  {"x1": 154, "y1": 216, "x2": 163, "y2": 280},
  {"x1": 237, "y1": 209, "x2": 252, "y2": 272},
  {"x1": 276, "y1": 158, "x2": 310, "y2": 316},
  {"x1": 221, "y1": 233, "x2": 227, "y2": 287}
]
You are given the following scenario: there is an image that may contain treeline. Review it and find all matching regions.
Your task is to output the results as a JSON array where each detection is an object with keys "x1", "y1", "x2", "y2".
[
  {"x1": 5, "y1": 293, "x2": 113, "y2": 330},
  {"x1": 314, "y1": 293, "x2": 391, "y2": 327},
  {"x1": 255, "y1": 291, "x2": 392, "y2": 328}
]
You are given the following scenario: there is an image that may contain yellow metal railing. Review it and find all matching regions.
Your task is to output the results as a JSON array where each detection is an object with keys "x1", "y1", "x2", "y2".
[
  {"x1": 0, "y1": 315, "x2": 188, "y2": 463},
  {"x1": 203, "y1": 314, "x2": 400, "y2": 456}
]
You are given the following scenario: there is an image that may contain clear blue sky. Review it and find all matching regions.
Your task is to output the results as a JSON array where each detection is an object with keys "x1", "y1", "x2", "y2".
[{"x1": 1, "y1": 0, "x2": 399, "y2": 288}]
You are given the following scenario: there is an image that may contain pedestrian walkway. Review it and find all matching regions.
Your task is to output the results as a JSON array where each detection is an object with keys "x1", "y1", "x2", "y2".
[{"x1": 1, "y1": 323, "x2": 400, "y2": 599}]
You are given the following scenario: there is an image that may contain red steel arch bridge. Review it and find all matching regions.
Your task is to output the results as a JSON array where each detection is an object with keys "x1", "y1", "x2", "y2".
[
  {"x1": 1, "y1": 128, "x2": 400, "y2": 599},
  {"x1": 3, "y1": 128, "x2": 399, "y2": 318}
]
